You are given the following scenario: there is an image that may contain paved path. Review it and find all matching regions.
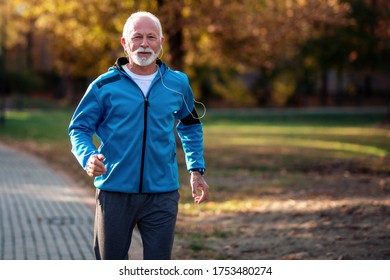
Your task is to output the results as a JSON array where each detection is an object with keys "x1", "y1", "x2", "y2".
[{"x1": 0, "y1": 143, "x2": 142, "y2": 260}]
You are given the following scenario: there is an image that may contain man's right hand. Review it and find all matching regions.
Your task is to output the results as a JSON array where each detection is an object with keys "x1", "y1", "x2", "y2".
[{"x1": 86, "y1": 154, "x2": 106, "y2": 177}]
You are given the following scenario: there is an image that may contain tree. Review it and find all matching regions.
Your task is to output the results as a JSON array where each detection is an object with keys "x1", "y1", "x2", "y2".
[
  {"x1": 299, "y1": 0, "x2": 390, "y2": 107},
  {"x1": 0, "y1": 0, "x2": 7, "y2": 124},
  {"x1": 4, "y1": 0, "x2": 389, "y2": 108},
  {"x1": 342, "y1": 0, "x2": 390, "y2": 95},
  {"x1": 156, "y1": 0, "x2": 185, "y2": 71},
  {"x1": 189, "y1": 0, "x2": 350, "y2": 106}
]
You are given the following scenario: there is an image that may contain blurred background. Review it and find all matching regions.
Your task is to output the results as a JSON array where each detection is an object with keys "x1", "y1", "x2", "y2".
[
  {"x1": 0, "y1": 0, "x2": 390, "y2": 260},
  {"x1": 0, "y1": 0, "x2": 389, "y2": 113}
]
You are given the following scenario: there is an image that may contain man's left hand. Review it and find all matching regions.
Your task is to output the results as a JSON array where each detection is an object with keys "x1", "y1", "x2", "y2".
[{"x1": 190, "y1": 171, "x2": 209, "y2": 204}]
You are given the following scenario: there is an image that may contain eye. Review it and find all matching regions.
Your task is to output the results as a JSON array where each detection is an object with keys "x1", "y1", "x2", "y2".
[{"x1": 131, "y1": 35, "x2": 143, "y2": 41}]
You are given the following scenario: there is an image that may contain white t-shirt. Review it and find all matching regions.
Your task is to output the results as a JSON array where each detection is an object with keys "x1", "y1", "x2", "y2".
[{"x1": 122, "y1": 64, "x2": 157, "y2": 97}]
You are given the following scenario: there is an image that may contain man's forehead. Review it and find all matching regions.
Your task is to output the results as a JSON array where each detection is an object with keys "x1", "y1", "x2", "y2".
[{"x1": 130, "y1": 17, "x2": 159, "y2": 34}]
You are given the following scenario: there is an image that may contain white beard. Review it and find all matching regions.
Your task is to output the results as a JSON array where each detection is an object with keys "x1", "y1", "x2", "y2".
[{"x1": 130, "y1": 47, "x2": 160, "y2": 66}]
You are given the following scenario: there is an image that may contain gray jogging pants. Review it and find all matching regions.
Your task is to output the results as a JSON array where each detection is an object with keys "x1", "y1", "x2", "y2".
[{"x1": 93, "y1": 189, "x2": 179, "y2": 260}]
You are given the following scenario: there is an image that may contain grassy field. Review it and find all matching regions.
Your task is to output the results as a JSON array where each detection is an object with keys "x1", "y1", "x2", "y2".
[
  {"x1": 0, "y1": 107, "x2": 389, "y2": 209},
  {"x1": 184, "y1": 108, "x2": 389, "y2": 203},
  {"x1": 1, "y1": 105, "x2": 389, "y2": 259}
]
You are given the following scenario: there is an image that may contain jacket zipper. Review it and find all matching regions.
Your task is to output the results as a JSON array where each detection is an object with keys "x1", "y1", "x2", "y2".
[
  {"x1": 137, "y1": 73, "x2": 162, "y2": 193},
  {"x1": 118, "y1": 63, "x2": 163, "y2": 193},
  {"x1": 119, "y1": 65, "x2": 163, "y2": 193},
  {"x1": 139, "y1": 98, "x2": 149, "y2": 193}
]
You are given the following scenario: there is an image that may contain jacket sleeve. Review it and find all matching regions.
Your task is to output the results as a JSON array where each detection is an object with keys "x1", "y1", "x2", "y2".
[
  {"x1": 177, "y1": 117, "x2": 205, "y2": 171},
  {"x1": 176, "y1": 79, "x2": 206, "y2": 171},
  {"x1": 68, "y1": 83, "x2": 102, "y2": 169}
]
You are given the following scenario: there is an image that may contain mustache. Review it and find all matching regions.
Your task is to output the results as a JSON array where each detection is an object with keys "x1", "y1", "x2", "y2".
[{"x1": 135, "y1": 47, "x2": 155, "y2": 54}]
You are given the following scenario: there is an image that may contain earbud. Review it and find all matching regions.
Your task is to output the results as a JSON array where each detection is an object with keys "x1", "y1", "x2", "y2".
[
  {"x1": 156, "y1": 65, "x2": 206, "y2": 120},
  {"x1": 158, "y1": 45, "x2": 164, "y2": 60}
]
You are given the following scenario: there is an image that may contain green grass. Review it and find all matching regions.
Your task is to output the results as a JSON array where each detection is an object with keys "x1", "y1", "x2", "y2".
[
  {"x1": 0, "y1": 110, "x2": 72, "y2": 142},
  {"x1": 179, "y1": 110, "x2": 390, "y2": 213},
  {"x1": 1, "y1": 107, "x2": 389, "y2": 209},
  {"x1": 2, "y1": 108, "x2": 387, "y2": 148},
  {"x1": 203, "y1": 110, "x2": 389, "y2": 155}
]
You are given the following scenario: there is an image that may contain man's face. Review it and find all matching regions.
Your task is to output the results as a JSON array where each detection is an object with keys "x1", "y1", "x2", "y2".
[{"x1": 123, "y1": 17, "x2": 163, "y2": 66}]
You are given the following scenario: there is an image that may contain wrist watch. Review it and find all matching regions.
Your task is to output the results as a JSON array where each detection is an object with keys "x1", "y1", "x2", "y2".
[{"x1": 190, "y1": 168, "x2": 205, "y2": 176}]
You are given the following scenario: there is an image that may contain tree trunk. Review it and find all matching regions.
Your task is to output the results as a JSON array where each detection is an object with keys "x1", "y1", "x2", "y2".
[
  {"x1": 320, "y1": 69, "x2": 328, "y2": 106},
  {"x1": 335, "y1": 67, "x2": 344, "y2": 106},
  {"x1": 364, "y1": 0, "x2": 377, "y2": 97},
  {"x1": 167, "y1": 27, "x2": 184, "y2": 71},
  {"x1": 57, "y1": 70, "x2": 74, "y2": 103},
  {"x1": 157, "y1": 0, "x2": 185, "y2": 71},
  {"x1": 0, "y1": 3, "x2": 8, "y2": 125},
  {"x1": 26, "y1": 24, "x2": 34, "y2": 68},
  {"x1": 383, "y1": 96, "x2": 390, "y2": 125},
  {"x1": 364, "y1": 73, "x2": 372, "y2": 97}
]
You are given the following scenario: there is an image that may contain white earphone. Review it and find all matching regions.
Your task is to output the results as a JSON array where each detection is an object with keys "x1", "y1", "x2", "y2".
[{"x1": 157, "y1": 65, "x2": 206, "y2": 120}]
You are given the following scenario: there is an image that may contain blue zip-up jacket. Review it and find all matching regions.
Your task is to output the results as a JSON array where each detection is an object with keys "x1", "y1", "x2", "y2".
[{"x1": 68, "y1": 58, "x2": 205, "y2": 193}]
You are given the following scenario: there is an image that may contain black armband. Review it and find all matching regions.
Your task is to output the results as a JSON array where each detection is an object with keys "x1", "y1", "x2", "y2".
[{"x1": 180, "y1": 108, "x2": 201, "y2": 125}]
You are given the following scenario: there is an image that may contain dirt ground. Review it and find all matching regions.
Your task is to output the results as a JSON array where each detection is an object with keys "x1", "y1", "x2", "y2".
[
  {"x1": 174, "y1": 172, "x2": 390, "y2": 260},
  {"x1": 3, "y1": 139, "x2": 389, "y2": 260}
]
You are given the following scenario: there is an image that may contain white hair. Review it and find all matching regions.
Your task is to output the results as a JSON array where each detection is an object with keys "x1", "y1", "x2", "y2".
[{"x1": 122, "y1": 11, "x2": 163, "y2": 39}]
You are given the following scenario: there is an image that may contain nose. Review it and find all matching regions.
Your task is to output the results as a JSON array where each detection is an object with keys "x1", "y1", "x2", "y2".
[{"x1": 141, "y1": 36, "x2": 149, "y2": 48}]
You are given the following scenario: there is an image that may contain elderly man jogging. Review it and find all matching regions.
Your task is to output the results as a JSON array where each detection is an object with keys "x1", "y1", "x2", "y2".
[{"x1": 68, "y1": 11, "x2": 209, "y2": 260}]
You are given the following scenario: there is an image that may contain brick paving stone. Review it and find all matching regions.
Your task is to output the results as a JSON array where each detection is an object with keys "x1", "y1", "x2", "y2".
[{"x1": 0, "y1": 143, "x2": 143, "y2": 260}]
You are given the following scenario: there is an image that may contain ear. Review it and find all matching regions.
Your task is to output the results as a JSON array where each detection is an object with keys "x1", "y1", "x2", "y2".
[
  {"x1": 121, "y1": 37, "x2": 129, "y2": 54},
  {"x1": 121, "y1": 37, "x2": 126, "y2": 48},
  {"x1": 160, "y1": 36, "x2": 165, "y2": 45}
]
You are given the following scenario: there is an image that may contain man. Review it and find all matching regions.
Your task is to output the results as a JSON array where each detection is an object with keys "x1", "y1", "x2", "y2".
[{"x1": 68, "y1": 11, "x2": 209, "y2": 260}]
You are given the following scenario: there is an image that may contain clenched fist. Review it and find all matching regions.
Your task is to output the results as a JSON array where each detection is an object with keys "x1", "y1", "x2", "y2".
[{"x1": 86, "y1": 154, "x2": 107, "y2": 177}]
